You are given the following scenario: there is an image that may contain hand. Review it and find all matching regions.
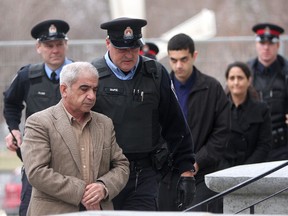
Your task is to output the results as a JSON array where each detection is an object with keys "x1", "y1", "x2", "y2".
[
  {"x1": 286, "y1": 114, "x2": 288, "y2": 124},
  {"x1": 193, "y1": 162, "x2": 199, "y2": 175},
  {"x1": 82, "y1": 202, "x2": 101, "y2": 210},
  {"x1": 5, "y1": 130, "x2": 22, "y2": 151},
  {"x1": 81, "y1": 182, "x2": 106, "y2": 207},
  {"x1": 180, "y1": 163, "x2": 198, "y2": 177},
  {"x1": 176, "y1": 176, "x2": 196, "y2": 210}
]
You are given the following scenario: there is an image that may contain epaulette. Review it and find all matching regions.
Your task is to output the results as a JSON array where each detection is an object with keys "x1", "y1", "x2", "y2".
[{"x1": 28, "y1": 63, "x2": 44, "y2": 79}]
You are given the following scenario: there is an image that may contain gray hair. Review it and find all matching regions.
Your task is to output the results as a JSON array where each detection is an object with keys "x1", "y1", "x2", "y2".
[{"x1": 60, "y1": 62, "x2": 99, "y2": 87}]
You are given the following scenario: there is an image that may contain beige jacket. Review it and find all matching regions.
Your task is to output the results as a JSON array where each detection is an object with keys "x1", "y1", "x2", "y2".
[{"x1": 21, "y1": 101, "x2": 129, "y2": 216}]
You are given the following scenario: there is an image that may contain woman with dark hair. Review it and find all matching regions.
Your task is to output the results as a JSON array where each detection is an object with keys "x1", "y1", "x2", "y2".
[{"x1": 220, "y1": 61, "x2": 272, "y2": 168}]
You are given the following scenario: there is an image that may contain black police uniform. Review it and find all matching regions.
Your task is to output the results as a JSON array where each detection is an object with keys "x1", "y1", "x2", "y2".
[
  {"x1": 92, "y1": 17, "x2": 196, "y2": 211},
  {"x1": 247, "y1": 23, "x2": 288, "y2": 161},
  {"x1": 3, "y1": 19, "x2": 71, "y2": 216}
]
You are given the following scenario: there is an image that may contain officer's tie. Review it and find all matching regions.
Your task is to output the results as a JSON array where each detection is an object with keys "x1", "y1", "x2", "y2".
[{"x1": 51, "y1": 71, "x2": 57, "y2": 81}]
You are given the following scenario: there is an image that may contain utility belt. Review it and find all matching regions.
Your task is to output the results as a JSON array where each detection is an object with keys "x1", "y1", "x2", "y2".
[
  {"x1": 272, "y1": 127, "x2": 288, "y2": 148},
  {"x1": 129, "y1": 157, "x2": 153, "y2": 192},
  {"x1": 129, "y1": 157, "x2": 152, "y2": 171}
]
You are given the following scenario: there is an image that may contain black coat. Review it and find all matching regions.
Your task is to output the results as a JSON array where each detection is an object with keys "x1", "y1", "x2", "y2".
[
  {"x1": 171, "y1": 67, "x2": 230, "y2": 181},
  {"x1": 221, "y1": 95, "x2": 272, "y2": 168}
]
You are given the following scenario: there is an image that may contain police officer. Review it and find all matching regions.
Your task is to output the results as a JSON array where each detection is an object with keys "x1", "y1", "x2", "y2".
[
  {"x1": 139, "y1": 42, "x2": 159, "y2": 60},
  {"x1": 3, "y1": 19, "x2": 72, "y2": 216},
  {"x1": 247, "y1": 23, "x2": 288, "y2": 161},
  {"x1": 91, "y1": 17, "x2": 196, "y2": 211}
]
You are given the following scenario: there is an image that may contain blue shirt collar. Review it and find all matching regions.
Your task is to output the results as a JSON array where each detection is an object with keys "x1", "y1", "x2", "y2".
[
  {"x1": 172, "y1": 69, "x2": 196, "y2": 118},
  {"x1": 173, "y1": 69, "x2": 196, "y2": 91},
  {"x1": 45, "y1": 58, "x2": 73, "y2": 80},
  {"x1": 104, "y1": 51, "x2": 139, "y2": 80}
]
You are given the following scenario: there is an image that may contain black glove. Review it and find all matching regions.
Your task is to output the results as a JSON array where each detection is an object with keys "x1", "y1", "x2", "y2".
[{"x1": 176, "y1": 176, "x2": 196, "y2": 210}]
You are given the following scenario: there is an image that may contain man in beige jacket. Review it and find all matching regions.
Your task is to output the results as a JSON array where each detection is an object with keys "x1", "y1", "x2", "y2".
[{"x1": 21, "y1": 62, "x2": 129, "y2": 215}]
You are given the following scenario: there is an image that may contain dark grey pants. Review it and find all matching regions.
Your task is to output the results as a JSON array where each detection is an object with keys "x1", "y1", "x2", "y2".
[{"x1": 19, "y1": 168, "x2": 31, "y2": 216}]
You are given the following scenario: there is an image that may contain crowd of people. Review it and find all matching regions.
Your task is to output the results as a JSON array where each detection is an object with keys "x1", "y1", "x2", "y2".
[{"x1": 2, "y1": 17, "x2": 288, "y2": 215}]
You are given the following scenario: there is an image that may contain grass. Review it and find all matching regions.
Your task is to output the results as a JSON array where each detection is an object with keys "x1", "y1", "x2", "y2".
[{"x1": 0, "y1": 150, "x2": 22, "y2": 171}]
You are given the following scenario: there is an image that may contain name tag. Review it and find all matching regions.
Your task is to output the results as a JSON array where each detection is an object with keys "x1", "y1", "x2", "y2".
[
  {"x1": 104, "y1": 87, "x2": 124, "y2": 95},
  {"x1": 37, "y1": 91, "x2": 46, "y2": 96}
]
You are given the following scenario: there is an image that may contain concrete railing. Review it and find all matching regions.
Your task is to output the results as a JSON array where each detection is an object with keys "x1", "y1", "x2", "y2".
[{"x1": 205, "y1": 160, "x2": 288, "y2": 215}]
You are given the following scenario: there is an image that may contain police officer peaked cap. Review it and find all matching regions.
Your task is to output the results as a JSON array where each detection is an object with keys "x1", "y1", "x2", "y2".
[
  {"x1": 140, "y1": 42, "x2": 159, "y2": 54},
  {"x1": 101, "y1": 17, "x2": 147, "y2": 49},
  {"x1": 252, "y1": 23, "x2": 284, "y2": 43},
  {"x1": 140, "y1": 42, "x2": 159, "y2": 60},
  {"x1": 31, "y1": 19, "x2": 69, "y2": 42}
]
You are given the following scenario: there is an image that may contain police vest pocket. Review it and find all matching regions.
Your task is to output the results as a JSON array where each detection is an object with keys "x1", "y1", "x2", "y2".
[
  {"x1": 269, "y1": 89, "x2": 285, "y2": 98},
  {"x1": 31, "y1": 91, "x2": 51, "y2": 99},
  {"x1": 132, "y1": 90, "x2": 156, "y2": 103}
]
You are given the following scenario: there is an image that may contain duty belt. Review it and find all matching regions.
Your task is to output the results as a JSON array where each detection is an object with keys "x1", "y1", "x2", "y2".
[{"x1": 129, "y1": 157, "x2": 152, "y2": 171}]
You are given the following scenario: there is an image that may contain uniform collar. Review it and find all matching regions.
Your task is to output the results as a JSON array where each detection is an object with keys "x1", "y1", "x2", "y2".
[
  {"x1": 256, "y1": 59, "x2": 278, "y2": 74},
  {"x1": 45, "y1": 58, "x2": 73, "y2": 80},
  {"x1": 104, "y1": 51, "x2": 139, "y2": 80}
]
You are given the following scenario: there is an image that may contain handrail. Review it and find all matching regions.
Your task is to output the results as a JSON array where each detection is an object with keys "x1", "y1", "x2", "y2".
[
  {"x1": 183, "y1": 160, "x2": 288, "y2": 212},
  {"x1": 235, "y1": 185, "x2": 288, "y2": 214}
]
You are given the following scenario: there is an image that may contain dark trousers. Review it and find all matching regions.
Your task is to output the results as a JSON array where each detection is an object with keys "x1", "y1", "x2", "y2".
[
  {"x1": 158, "y1": 171, "x2": 222, "y2": 213},
  {"x1": 158, "y1": 170, "x2": 180, "y2": 211},
  {"x1": 19, "y1": 167, "x2": 32, "y2": 216},
  {"x1": 189, "y1": 179, "x2": 223, "y2": 213},
  {"x1": 113, "y1": 167, "x2": 159, "y2": 210}
]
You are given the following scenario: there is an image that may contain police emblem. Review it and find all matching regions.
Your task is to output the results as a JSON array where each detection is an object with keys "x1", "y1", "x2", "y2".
[
  {"x1": 123, "y1": 27, "x2": 134, "y2": 39},
  {"x1": 142, "y1": 44, "x2": 149, "y2": 52},
  {"x1": 49, "y1": 24, "x2": 57, "y2": 34},
  {"x1": 264, "y1": 26, "x2": 271, "y2": 35}
]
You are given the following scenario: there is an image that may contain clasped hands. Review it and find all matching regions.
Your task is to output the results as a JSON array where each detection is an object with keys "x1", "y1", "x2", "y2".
[{"x1": 81, "y1": 182, "x2": 106, "y2": 210}]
